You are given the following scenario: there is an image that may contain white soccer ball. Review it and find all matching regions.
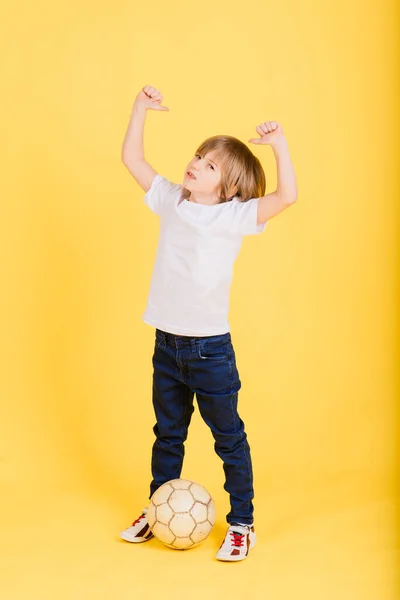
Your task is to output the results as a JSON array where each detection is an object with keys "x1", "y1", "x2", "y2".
[{"x1": 147, "y1": 478, "x2": 216, "y2": 550}]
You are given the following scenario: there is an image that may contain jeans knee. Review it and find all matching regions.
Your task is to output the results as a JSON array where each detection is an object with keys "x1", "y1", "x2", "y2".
[{"x1": 213, "y1": 429, "x2": 248, "y2": 453}]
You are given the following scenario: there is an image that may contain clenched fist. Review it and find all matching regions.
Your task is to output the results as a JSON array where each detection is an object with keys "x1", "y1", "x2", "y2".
[
  {"x1": 248, "y1": 121, "x2": 285, "y2": 147},
  {"x1": 134, "y1": 85, "x2": 169, "y2": 112}
]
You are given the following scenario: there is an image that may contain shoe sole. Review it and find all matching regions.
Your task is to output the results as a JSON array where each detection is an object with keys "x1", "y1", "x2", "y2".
[
  {"x1": 120, "y1": 535, "x2": 154, "y2": 544},
  {"x1": 119, "y1": 531, "x2": 154, "y2": 544},
  {"x1": 120, "y1": 532, "x2": 155, "y2": 543}
]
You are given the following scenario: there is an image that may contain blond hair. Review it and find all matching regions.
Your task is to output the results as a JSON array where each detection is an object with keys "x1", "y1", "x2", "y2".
[{"x1": 182, "y1": 135, "x2": 266, "y2": 204}]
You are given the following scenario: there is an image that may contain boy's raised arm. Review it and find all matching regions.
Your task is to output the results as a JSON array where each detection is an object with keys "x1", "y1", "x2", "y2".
[
  {"x1": 248, "y1": 121, "x2": 298, "y2": 224},
  {"x1": 122, "y1": 86, "x2": 169, "y2": 193}
]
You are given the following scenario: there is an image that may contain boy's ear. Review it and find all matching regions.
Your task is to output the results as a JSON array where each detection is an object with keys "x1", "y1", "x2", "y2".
[
  {"x1": 216, "y1": 184, "x2": 238, "y2": 200},
  {"x1": 227, "y1": 185, "x2": 238, "y2": 198}
]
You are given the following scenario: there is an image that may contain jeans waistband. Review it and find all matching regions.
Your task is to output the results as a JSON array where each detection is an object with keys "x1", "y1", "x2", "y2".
[{"x1": 156, "y1": 328, "x2": 231, "y2": 348}]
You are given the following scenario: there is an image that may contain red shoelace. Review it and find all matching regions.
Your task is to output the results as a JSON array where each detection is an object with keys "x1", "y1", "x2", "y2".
[
  {"x1": 230, "y1": 532, "x2": 245, "y2": 547},
  {"x1": 132, "y1": 514, "x2": 145, "y2": 526}
]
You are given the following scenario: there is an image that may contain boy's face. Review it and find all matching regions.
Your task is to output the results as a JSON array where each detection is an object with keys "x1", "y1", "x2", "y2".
[{"x1": 183, "y1": 151, "x2": 222, "y2": 199}]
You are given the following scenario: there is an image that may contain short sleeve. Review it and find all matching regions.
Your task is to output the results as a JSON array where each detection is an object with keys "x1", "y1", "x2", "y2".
[
  {"x1": 143, "y1": 174, "x2": 180, "y2": 216},
  {"x1": 228, "y1": 196, "x2": 267, "y2": 236}
]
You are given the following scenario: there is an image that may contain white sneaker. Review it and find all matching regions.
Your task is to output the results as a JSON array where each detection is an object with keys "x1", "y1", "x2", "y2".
[
  {"x1": 120, "y1": 508, "x2": 155, "y2": 543},
  {"x1": 216, "y1": 524, "x2": 256, "y2": 561}
]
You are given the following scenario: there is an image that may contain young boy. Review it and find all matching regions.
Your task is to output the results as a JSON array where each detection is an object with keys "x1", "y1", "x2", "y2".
[{"x1": 119, "y1": 85, "x2": 298, "y2": 561}]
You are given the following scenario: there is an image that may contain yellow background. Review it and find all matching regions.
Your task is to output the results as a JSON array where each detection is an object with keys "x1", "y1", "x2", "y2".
[{"x1": 1, "y1": 0, "x2": 398, "y2": 598}]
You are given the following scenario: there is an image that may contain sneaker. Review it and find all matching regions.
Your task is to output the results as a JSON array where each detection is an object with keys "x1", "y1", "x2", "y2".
[
  {"x1": 216, "y1": 523, "x2": 256, "y2": 561},
  {"x1": 120, "y1": 507, "x2": 155, "y2": 543}
]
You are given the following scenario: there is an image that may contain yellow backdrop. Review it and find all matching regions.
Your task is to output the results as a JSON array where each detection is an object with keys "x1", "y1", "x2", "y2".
[{"x1": 1, "y1": 0, "x2": 398, "y2": 598}]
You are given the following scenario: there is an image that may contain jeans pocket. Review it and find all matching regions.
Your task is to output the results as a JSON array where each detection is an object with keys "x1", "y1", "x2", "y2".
[{"x1": 198, "y1": 340, "x2": 231, "y2": 363}]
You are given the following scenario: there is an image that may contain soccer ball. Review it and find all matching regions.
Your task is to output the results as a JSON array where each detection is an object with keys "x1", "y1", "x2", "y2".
[{"x1": 147, "y1": 478, "x2": 216, "y2": 550}]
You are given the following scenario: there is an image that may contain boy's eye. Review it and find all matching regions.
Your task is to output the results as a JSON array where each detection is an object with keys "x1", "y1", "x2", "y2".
[{"x1": 194, "y1": 154, "x2": 214, "y2": 170}]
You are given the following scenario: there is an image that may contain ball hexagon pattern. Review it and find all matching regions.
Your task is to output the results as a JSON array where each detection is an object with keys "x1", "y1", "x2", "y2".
[{"x1": 147, "y1": 478, "x2": 216, "y2": 550}]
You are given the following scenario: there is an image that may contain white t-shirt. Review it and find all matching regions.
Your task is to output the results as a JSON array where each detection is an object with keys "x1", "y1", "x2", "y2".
[{"x1": 141, "y1": 173, "x2": 267, "y2": 336}]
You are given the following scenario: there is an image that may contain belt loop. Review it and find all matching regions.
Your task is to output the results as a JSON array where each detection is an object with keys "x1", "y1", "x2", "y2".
[
  {"x1": 190, "y1": 338, "x2": 197, "y2": 353},
  {"x1": 158, "y1": 329, "x2": 167, "y2": 345}
]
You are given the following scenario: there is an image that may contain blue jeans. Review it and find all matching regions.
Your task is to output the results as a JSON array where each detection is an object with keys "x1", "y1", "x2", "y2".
[{"x1": 148, "y1": 328, "x2": 255, "y2": 526}]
